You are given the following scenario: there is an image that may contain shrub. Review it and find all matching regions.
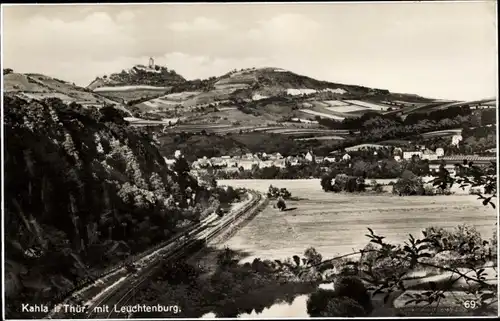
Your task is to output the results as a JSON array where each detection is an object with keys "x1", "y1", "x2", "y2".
[
  {"x1": 332, "y1": 276, "x2": 373, "y2": 315},
  {"x1": 469, "y1": 187, "x2": 482, "y2": 195},
  {"x1": 320, "y1": 176, "x2": 333, "y2": 191},
  {"x1": 332, "y1": 174, "x2": 365, "y2": 193},
  {"x1": 307, "y1": 289, "x2": 338, "y2": 317},
  {"x1": 423, "y1": 184, "x2": 435, "y2": 196},
  {"x1": 392, "y1": 170, "x2": 424, "y2": 196},
  {"x1": 306, "y1": 276, "x2": 372, "y2": 317},
  {"x1": 370, "y1": 179, "x2": 384, "y2": 193},
  {"x1": 321, "y1": 297, "x2": 367, "y2": 317},
  {"x1": 423, "y1": 224, "x2": 489, "y2": 260},
  {"x1": 304, "y1": 247, "x2": 323, "y2": 266}
]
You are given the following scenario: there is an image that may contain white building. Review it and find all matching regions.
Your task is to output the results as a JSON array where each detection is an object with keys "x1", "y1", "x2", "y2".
[
  {"x1": 403, "y1": 151, "x2": 423, "y2": 160},
  {"x1": 421, "y1": 150, "x2": 438, "y2": 161},
  {"x1": 394, "y1": 155, "x2": 401, "y2": 162},
  {"x1": 342, "y1": 153, "x2": 351, "y2": 161},
  {"x1": 393, "y1": 147, "x2": 403, "y2": 155},
  {"x1": 305, "y1": 151, "x2": 315, "y2": 162},
  {"x1": 435, "y1": 148, "x2": 445, "y2": 157},
  {"x1": 164, "y1": 157, "x2": 176, "y2": 168},
  {"x1": 451, "y1": 135, "x2": 463, "y2": 146}
]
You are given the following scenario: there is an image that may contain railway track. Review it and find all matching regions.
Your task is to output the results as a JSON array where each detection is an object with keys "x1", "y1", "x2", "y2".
[{"x1": 52, "y1": 190, "x2": 266, "y2": 319}]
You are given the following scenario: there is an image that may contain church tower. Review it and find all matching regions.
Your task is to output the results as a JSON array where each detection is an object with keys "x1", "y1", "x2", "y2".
[{"x1": 148, "y1": 57, "x2": 155, "y2": 69}]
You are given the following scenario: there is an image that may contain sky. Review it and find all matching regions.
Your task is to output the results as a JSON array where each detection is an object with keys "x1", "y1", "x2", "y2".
[{"x1": 2, "y1": 2, "x2": 497, "y2": 100}]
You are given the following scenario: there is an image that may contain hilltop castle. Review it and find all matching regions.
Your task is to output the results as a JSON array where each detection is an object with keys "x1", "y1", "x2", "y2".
[{"x1": 148, "y1": 57, "x2": 155, "y2": 69}]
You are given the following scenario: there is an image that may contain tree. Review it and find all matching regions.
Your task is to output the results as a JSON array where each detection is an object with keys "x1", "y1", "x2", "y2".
[
  {"x1": 3, "y1": 68, "x2": 14, "y2": 75},
  {"x1": 304, "y1": 247, "x2": 323, "y2": 266},
  {"x1": 392, "y1": 170, "x2": 424, "y2": 196}
]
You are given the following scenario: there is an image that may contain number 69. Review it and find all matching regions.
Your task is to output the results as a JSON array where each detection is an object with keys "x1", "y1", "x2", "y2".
[{"x1": 463, "y1": 300, "x2": 477, "y2": 309}]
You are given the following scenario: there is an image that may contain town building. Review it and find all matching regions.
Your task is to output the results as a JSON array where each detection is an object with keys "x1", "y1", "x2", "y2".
[
  {"x1": 273, "y1": 159, "x2": 287, "y2": 168},
  {"x1": 342, "y1": 153, "x2": 351, "y2": 161},
  {"x1": 164, "y1": 157, "x2": 176, "y2": 169},
  {"x1": 286, "y1": 156, "x2": 300, "y2": 166},
  {"x1": 305, "y1": 151, "x2": 315, "y2": 162},
  {"x1": 421, "y1": 149, "x2": 438, "y2": 161},
  {"x1": 451, "y1": 134, "x2": 463, "y2": 146},
  {"x1": 403, "y1": 151, "x2": 423, "y2": 160}
]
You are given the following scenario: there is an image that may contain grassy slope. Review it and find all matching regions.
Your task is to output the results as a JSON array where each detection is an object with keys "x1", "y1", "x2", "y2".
[{"x1": 4, "y1": 73, "x2": 132, "y2": 115}]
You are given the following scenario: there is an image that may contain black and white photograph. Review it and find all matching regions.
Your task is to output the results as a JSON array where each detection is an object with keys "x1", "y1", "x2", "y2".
[{"x1": 1, "y1": 1, "x2": 498, "y2": 319}]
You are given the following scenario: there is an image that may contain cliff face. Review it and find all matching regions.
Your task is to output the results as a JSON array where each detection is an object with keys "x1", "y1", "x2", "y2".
[{"x1": 3, "y1": 95, "x2": 213, "y2": 312}]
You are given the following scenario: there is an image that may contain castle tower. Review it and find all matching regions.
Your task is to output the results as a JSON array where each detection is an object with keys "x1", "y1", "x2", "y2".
[{"x1": 148, "y1": 57, "x2": 155, "y2": 69}]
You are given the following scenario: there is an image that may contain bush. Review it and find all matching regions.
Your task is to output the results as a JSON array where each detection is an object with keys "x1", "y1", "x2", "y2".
[
  {"x1": 423, "y1": 225, "x2": 489, "y2": 259},
  {"x1": 469, "y1": 187, "x2": 482, "y2": 195},
  {"x1": 423, "y1": 184, "x2": 435, "y2": 196},
  {"x1": 392, "y1": 170, "x2": 424, "y2": 196},
  {"x1": 332, "y1": 276, "x2": 373, "y2": 315},
  {"x1": 320, "y1": 176, "x2": 333, "y2": 191},
  {"x1": 321, "y1": 297, "x2": 367, "y2": 317},
  {"x1": 306, "y1": 276, "x2": 372, "y2": 317},
  {"x1": 370, "y1": 179, "x2": 384, "y2": 193},
  {"x1": 331, "y1": 174, "x2": 365, "y2": 193},
  {"x1": 304, "y1": 247, "x2": 323, "y2": 266}
]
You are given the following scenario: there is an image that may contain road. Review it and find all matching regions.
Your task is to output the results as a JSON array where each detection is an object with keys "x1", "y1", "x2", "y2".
[{"x1": 46, "y1": 190, "x2": 266, "y2": 319}]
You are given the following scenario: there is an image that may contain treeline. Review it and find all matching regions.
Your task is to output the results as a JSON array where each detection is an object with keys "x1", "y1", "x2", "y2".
[
  {"x1": 315, "y1": 107, "x2": 495, "y2": 150},
  {"x1": 210, "y1": 158, "x2": 432, "y2": 180}
]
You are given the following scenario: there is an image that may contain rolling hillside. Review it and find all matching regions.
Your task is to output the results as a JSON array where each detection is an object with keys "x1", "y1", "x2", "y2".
[
  {"x1": 86, "y1": 65, "x2": 451, "y2": 127},
  {"x1": 3, "y1": 71, "x2": 132, "y2": 115}
]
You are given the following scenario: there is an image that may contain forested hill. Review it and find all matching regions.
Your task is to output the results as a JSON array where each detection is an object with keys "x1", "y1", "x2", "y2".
[{"x1": 3, "y1": 95, "x2": 216, "y2": 314}]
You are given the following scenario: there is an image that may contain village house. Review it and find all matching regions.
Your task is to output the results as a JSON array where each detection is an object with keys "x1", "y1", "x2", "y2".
[
  {"x1": 323, "y1": 156, "x2": 337, "y2": 163},
  {"x1": 451, "y1": 134, "x2": 463, "y2": 146},
  {"x1": 226, "y1": 157, "x2": 238, "y2": 167},
  {"x1": 394, "y1": 155, "x2": 401, "y2": 162},
  {"x1": 210, "y1": 157, "x2": 227, "y2": 168},
  {"x1": 259, "y1": 160, "x2": 274, "y2": 169},
  {"x1": 403, "y1": 151, "x2": 423, "y2": 160},
  {"x1": 194, "y1": 157, "x2": 212, "y2": 169},
  {"x1": 164, "y1": 157, "x2": 176, "y2": 169},
  {"x1": 286, "y1": 156, "x2": 300, "y2": 166},
  {"x1": 305, "y1": 151, "x2": 315, "y2": 163},
  {"x1": 238, "y1": 154, "x2": 260, "y2": 170},
  {"x1": 315, "y1": 156, "x2": 325, "y2": 164},
  {"x1": 342, "y1": 153, "x2": 351, "y2": 161},
  {"x1": 393, "y1": 147, "x2": 403, "y2": 155},
  {"x1": 273, "y1": 159, "x2": 287, "y2": 168},
  {"x1": 421, "y1": 149, "x2": 438, "y2": 161},
  {"x1": 435, "y1": 148, "x2": 445, "y2": 157}
]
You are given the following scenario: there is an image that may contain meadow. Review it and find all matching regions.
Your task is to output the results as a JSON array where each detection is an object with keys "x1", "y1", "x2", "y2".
[
  {"x1": 217, "y1": 179, "x2": 497, "y2": 263},
  {"x1": 343, "y1": 100, "x2": 391, "y2": 111}
]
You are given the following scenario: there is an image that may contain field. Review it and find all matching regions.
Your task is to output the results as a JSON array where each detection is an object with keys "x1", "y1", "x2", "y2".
[
  {"x1": 345, "y1": 143, "x2": 392, "y2": 151},
  {"x1": 343, "y1": 100, "x2": 391, "y2": 111},
  {"x1": 323, "y1": 100, "x2": 351, "y2": 107},
  {"x1": 325, "y1": 105, "x2": 367, "y2": 113},
  {"x1": 93, "y1": 85, "x2": 169, "y2": 92},
  {"x1": 421, "y1": 128, "x2": 462, "y2": 138},
  {"x1": 299, "y1": 109, "x2": 345, "y2": 120},
  {"x1": 295, "y1": 135, "x2": 345, "y2": 141},
  {"x1": 217, "y1": 179, "x2": 496, "y2": 263}
]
